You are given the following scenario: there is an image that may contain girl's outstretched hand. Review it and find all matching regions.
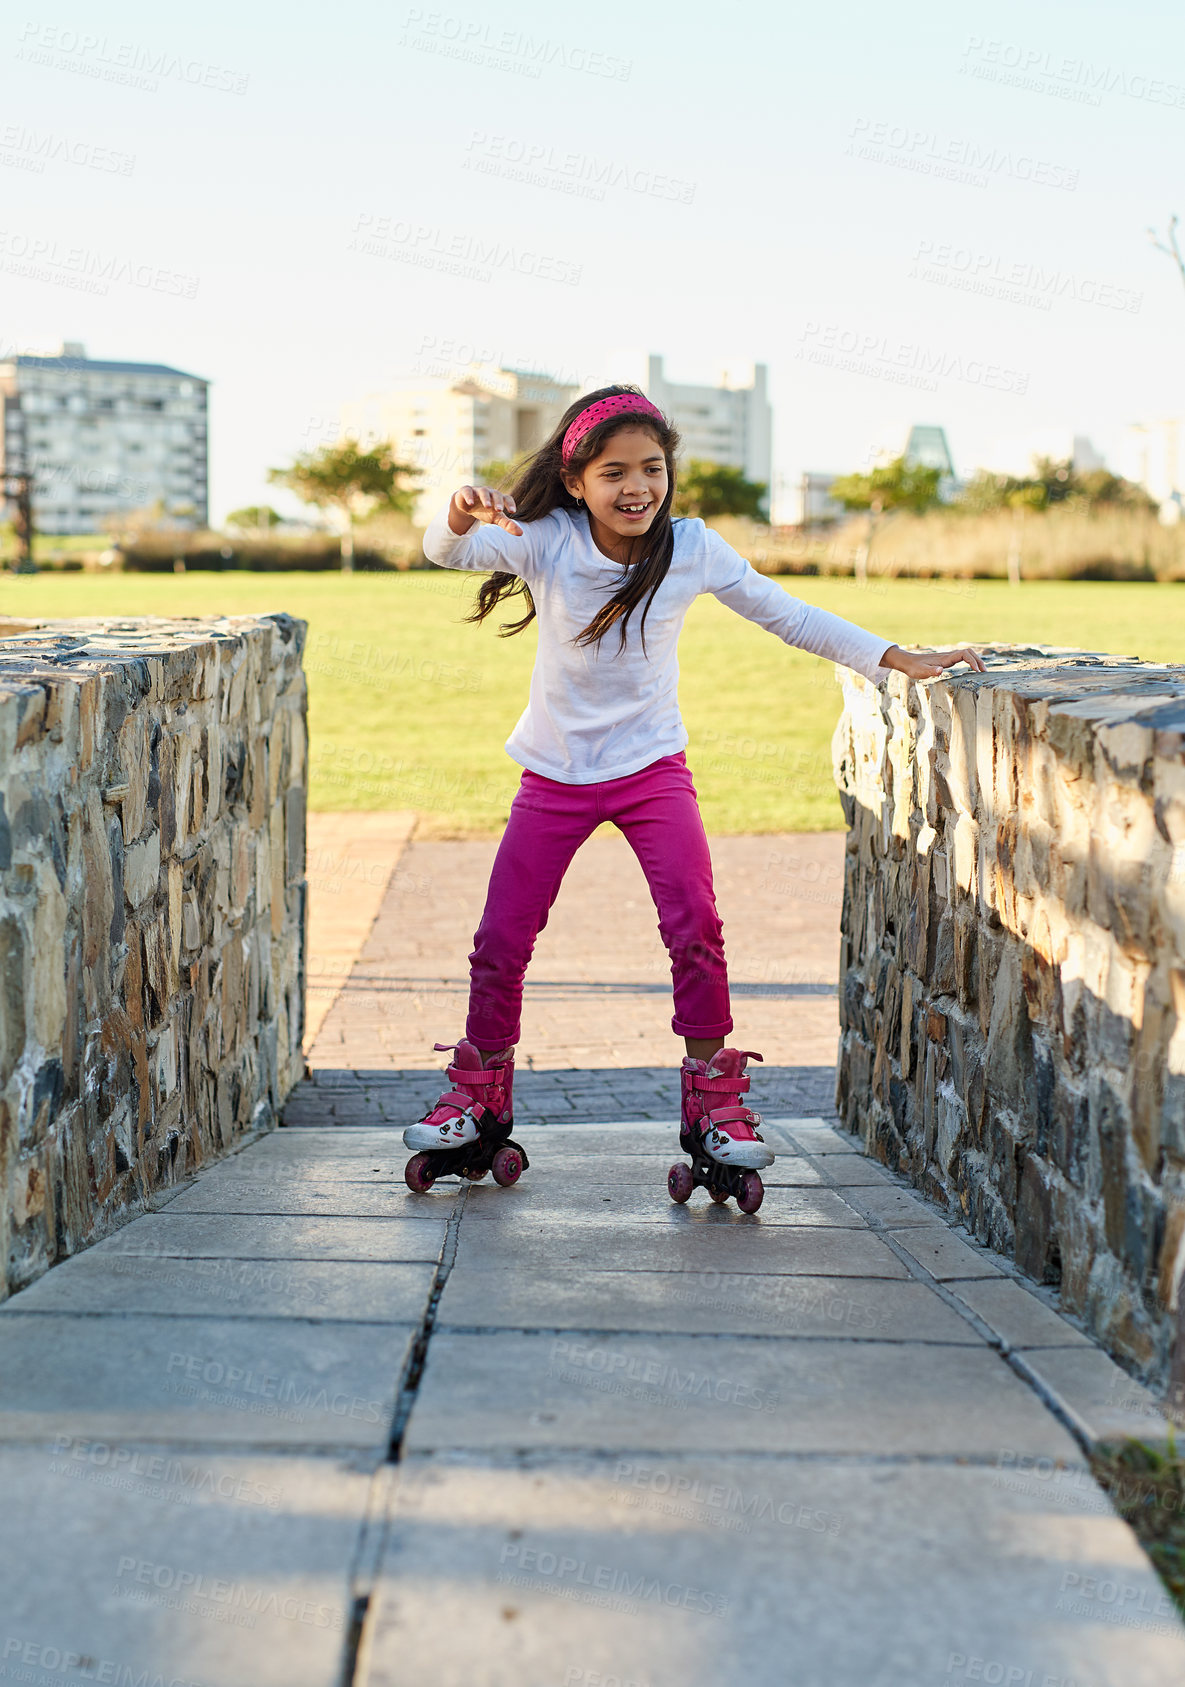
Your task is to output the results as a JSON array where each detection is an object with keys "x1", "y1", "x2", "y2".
[
  {"x1": 881, "y1": 645, "x2": 986, "y2": 680},
  {"x1": 451, "y1": 484, "x2": 523, "y2": 536}
]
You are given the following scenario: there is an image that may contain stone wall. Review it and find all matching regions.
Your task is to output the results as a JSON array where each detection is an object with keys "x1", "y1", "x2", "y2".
[
  {"x1": 832, "y1": 647, "x2": 1185, "y2": 1387},
  {"x1": 0, "y1": 615, "x2": 307, "y2": 1300}
]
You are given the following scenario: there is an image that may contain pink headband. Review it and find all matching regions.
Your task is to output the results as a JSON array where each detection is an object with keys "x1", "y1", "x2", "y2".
[{"x1": 561, "y1": 394, "x2": 665, "y2": 465}]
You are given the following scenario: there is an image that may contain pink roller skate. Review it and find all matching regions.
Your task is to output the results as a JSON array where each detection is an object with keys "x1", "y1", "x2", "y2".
[
  {"x1": 667, "y1": 1048, "x2": 773, "y2": 1214},
  {"x1": 403, "y1": 1040, "x2": 529, "y2": 1194}
]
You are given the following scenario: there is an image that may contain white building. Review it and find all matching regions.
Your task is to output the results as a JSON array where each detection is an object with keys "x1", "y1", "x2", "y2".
[
  {"x1": 0, "y1": 342, "x2": 208, "y2": 533},
  {"x1": 341, "y1": 366, "x2": 579, "y2": 525},
  {"x1": 1117, "y1": 420, "x2": 1185, "y2": 522},
  {"x1": 983, "y1": 430, "x2": 1106, "y2": 479},
  {"x1": 644, "y1": 354, "x2": 772, "y2": 509}
]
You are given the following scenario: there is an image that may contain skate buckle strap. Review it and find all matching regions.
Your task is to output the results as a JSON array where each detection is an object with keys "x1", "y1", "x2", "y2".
[
  {"x1": 439, "y1": 1088, "x2": 482, "y2": 1110},
  {"x1": 691, "y1": 1072, "x2": 750, "y2": 1095},
  {"x1": 708, "y1": 1105, "x2": 760, "y2": 1127},
  {"x1": 445, "y1": 1062, "x2": 503, "y2": 1088},
  {"x1": 419, "y1": 1090, "x2": 482, "y2": 1122}
]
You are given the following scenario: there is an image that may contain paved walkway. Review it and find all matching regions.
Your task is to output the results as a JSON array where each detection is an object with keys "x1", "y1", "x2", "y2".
[
  {"x1": 3, "y1": 823, "x2": 1185, "y2": 1685},
  {"x1": 296, "y1": 828, "x2": 850, "y2": 1127},
  {"x1": 1, "y1": 1118, "x2": 1182, "y2": 1685}
]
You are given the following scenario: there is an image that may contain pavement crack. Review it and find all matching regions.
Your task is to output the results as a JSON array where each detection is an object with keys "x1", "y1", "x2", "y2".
[
  {"x1": 339, "y1": 1187, "x2": 469, "y2": 1687},
  {"x1": 339, "y1": 1592, "x2": 371, "y2": 1687},
  {"x1": 387, "y1": 1187, "x2": 468, "y2": 1462}
]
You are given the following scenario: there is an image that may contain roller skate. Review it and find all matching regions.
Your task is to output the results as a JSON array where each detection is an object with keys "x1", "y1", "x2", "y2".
[
  {"x1": 402, "y1": 1040, "x2": 530, "y2": 1194},
  {"x1": 667, "y1": 1048, "x2": 773, "y2": 1214}
]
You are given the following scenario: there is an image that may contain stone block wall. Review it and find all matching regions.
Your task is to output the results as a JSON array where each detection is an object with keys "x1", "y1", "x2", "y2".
[
  {"x1": 832, "y1": 647, "x2": 1185, "y2": 1386},
  {"x1": 0, "y1": 615, "x2": 307, "y2": 1300}
]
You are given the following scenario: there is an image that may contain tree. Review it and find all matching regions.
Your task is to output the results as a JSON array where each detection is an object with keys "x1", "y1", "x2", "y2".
[
  {"x1": 957, "y1": 459, "x2": 1156, "y2": 515},
  {"x1": 828, "y1": 455, "x2": 942, "y2": 580},
  {"x1": 1149, "y1": 214, "x2": 1185, "y2": 299},
  {"x1": 476, "y1": 454, "x2": 529, "y2": 488},
  {"x1": 675, "y1": 460, "x2": 768, "y2": 520},
  {"x1": 225, "y1": 504, "x2": 282, "y2": 532},
  {"x1": 267, "y1": 439, "x2": 420, "y2": 571},
  {"x1": 828, "y1": 456, "x2": 942, "y2": 516}
]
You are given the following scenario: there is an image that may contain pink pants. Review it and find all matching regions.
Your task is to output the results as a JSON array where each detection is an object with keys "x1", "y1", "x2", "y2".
[{"x1": 467, "y1": 752, "x2": 732, "y2": 1048}]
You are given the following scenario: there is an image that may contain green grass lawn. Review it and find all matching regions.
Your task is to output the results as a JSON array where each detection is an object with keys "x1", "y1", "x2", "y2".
[{"x1": 5, "y1": 570, "x2": 1181, "y2": 834}]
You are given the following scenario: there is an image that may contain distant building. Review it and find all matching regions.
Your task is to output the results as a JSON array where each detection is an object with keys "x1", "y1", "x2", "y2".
[
  {"x1": 903, "y1": 424, "x2": 959, "y2": 502},
  {"x1": 341, "y1": 366, "x2": 579, "y2": 525},
  {"x1": 1117, "y1": 420, "x2": 1185, "y2": 523},
  {"x1": 0, "y1": 342, "x2": 208, "y2": 533},
  {"x1": 904, "y1": 424, "x2": 954, "y2": 478},
  {"x1": 644, "y1": 355, "x2": 772, "y2": 511},
  {"x1": 984, "y1": 430, "x2": 1105, "y2": 479},
  {"x1": 799, "y1": 472, "x2": 847, "y2": 525}
]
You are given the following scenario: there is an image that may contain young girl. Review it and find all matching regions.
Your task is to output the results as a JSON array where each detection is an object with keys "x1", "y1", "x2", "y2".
[{"x1": 403, "y1": 386, "x2": 984, "y2": 1205}]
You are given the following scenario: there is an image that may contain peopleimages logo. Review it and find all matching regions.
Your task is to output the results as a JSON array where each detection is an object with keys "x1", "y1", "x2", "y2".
[
  {"x1": 497, "y1": 1542, "x2": 728, "y2": 1616},
  {"x1": 911, "y1": 240, "x2": 1142, "y2": 314},
  {"x1": 114, "y1": 1557, "x2": 343, "y2": 1630},
  {"x1": 1, "y1": 1638, "x2": 206, "y2": 1685},
  {"x1": 349, "y1": 214, "x2": 581, "y2": 287},
  {"x1": 15, "y1": 21, "x2": 250, "y2": 93},
  {"x1": 796, "y1": 321, "x2": 1029, "y2": 396},
  {"x1": 846, "y1": 116, "x2": 1078, "y2": 192},
  {"x1": 958, "y1": 34, "x2": 1185, "y2": 109}
]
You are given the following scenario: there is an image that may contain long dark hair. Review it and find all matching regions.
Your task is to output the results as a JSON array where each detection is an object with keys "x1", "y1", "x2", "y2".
[{"x1": 467, "y1": 384, "x2": 681, "y2": 653}]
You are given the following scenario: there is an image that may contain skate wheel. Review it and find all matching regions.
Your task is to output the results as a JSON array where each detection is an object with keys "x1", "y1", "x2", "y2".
[
  {"x1": 667, "y1": 1163, "x2": 693, "y2": 1204},
  {"x1": 462, "y1": 1166, "x2": 489, "y2": 1181},
  {"x1": 709, "y1": 1186, "x2": 730, "y2": 1205},
  {"x1": 404, "y1": 1153, "x2": 435, "y2": 1195},
  {"x1": 736, "y1": 1172, "x2": 764, "y2": 1214},
  {"x1": 490, "y1": 1146, "x2": 523, "y2": 1187}
]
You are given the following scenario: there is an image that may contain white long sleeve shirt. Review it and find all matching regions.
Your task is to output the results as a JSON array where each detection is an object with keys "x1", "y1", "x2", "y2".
[{"x1": 423, "y1": 503, "x2": 892, "y2": 785}]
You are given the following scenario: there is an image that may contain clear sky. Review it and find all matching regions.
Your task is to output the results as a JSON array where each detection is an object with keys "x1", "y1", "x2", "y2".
[{"x1": 4, "y1": 0, "x2": 1184, "y2": 521}]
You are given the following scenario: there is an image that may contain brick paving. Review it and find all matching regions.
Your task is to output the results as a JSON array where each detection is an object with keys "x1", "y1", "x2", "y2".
[{"x1": 290, "y1": 827, "x2": 847, "y2": 1128}]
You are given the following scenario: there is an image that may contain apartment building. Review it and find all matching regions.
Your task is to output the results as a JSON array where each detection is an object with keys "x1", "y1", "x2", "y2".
[
  {"x1": 0, "y1": 342, "x2": 209, "y2": 533},
  {"x1": 1118, "y1": 419, "x2": 1185, "y2": 522},
  {"x1": 341, "y1": 366, "x2": 579, "y2": 524},
  {"x1": 644, "y1": 354, "x2": 772, "y2": 509}
]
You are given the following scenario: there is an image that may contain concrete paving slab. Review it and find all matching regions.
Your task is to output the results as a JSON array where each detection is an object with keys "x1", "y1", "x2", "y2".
[
  {"x1": 0, "y1": 1314, "x2": 408, "y2": 1447},
  {"x1": 405, "y1": 1333, "x2": 1083, "y2": 1459},
  {"x1": 191, "y1": 1153, "x2": 411, "y2": 1185},
  {"x1": 256, "y1": 1128, "x2": 405, "y2": 1156},
  {"x1": 947, "y1": 1279, "x2": 1094, "y2": 1350},
  {"x1": 4, "y1": 1253, "x2": 436, "y2": 1323},
  {"x1": 890, "y1": 1225, "x2": 1008, "y2": 1280},
  {"x1": 786, "y1": 1135, "x2": 862, "y2": 1155},
  {"x1": 460, "y1": 1180, "x2": 839, "y2": 1226},
  {"x1": 482, "y1": 1155, "x2": 827, "y2": 1189},
  {"x1": 91, "y1": 1213, "x2": 447, "y2": 1264},
  {"x1": 166, "y1": 1180, "x2": 452, "y2": 1218},
  {"x1": 450, "y1": 1217, "x2": 909, "y2": 1277},
  {"x1": 802, "y1": 1155, "x2": 896, "y2": 1186},
  {"x1": 1017, "y1": 1346, "x2": 1176, "y2": 1445},
  {"x1": 0, "y1": 1443, "x2": 367, "y2": 1687},
  {"x1": 437, "y1": 1266, "x2": 983, "y2": 1342},
  {"x1": 364, "y1": 1456, "x2": 1185, "y2": 1687},
  {"x1": 836, "y1": 1185, "x2": 952, "y2": 1228},
  {"x1": 513, "y1": 1128, "x2": 692, "y2": 1159},
  {"x1": 492, "y1": 1153, "x2": 692, "y2": 1186},
  {"x1": 462, "y1": 1184, "x2": 868, "y2": 1229},
  {"x1": 780, "y1": 1122, "x2": 862, "y2": 1154}
]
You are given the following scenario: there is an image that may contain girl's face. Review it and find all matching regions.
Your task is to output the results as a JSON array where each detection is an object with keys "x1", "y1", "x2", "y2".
[{"x1": 563, "y1": 426, "x2": 669, "y2": 546}]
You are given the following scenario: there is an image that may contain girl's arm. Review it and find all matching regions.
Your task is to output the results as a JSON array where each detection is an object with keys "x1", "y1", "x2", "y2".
[
  {"x1": 424, "y1": 485, "x2": 545, "y2": 578},
  {"x1": 702, "y1": 528, "x2": 984, "y2": 679}
]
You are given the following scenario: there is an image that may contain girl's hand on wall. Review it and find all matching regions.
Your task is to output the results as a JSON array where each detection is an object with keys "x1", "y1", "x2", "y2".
[
  {"x1": 451, "y1": 485, "x2": 523, "y2": 536},
  {"x1": 882, "y1": 645, "x2": 986, "y2": 680}
]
